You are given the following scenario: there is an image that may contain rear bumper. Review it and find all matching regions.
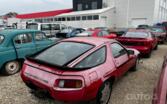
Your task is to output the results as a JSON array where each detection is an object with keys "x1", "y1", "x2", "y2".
[
  {"x1": 125, "y1": 46, "x2": 150, "y2": 55},
  {"x1": 20, "y1": 64, "x2": 90, "y2": 102}
]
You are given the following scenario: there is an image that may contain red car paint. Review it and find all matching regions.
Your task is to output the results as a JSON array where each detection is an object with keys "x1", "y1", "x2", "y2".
[
  {"x1": 21, "y1": 37, "x2": 138, "y2": 103},
  {"x1": 153, "y1": 56, "x2": 167, "y2": 104},
  {"x1": 116, "y1": 29, "x2": 158, "y2": 56},
  {"x1": 77, "y1": 29, "x2": 117, "y2": 39}
]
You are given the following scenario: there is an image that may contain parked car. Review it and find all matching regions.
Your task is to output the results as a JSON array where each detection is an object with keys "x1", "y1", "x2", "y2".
[
  {"x1": 116, "y1": 29, "x2": 158, "y2": 57},
  {"x1": 0, "y1": 29, "x2": 54, "y2": 75},
  {"x1": 56, "y1": 28, "x2": 85, "y2": 38},
  {"x1": 76, "y1": 29, "x2": 117, "y2": 39},
  {"x1": 26, "y1": 22, "x2": 68, "y2": 37},
  {"x1": 152, "y1": 56, "x2": 167, "y2": 104},
  {"x1": 21, "y1": 37, "x2": 139, "y2": 103},
  {"x1": 151, "y1": 26, "x2": 166, "y2": 43}
]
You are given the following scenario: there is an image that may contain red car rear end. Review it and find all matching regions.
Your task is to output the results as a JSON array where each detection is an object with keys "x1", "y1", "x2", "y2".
[{"x1": 117, "y1": 29, "x2": 158, "y2": 57}]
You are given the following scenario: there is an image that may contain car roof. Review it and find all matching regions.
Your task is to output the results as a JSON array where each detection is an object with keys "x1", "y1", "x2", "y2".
[
  {"x1": 61, "y1": 37, "x2": 117, "y2": 46},
  {"x1": 0, "y1": 29, "x2": 41, "y2": 35},
  {"x1": 128, "y1": 29, "x2": 150, "y2": 33}
]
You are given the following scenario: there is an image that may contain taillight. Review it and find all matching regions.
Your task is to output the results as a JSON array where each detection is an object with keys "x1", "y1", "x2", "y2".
[{"x1": 55, "y1": 79, "x2": 82, "y2": 89}]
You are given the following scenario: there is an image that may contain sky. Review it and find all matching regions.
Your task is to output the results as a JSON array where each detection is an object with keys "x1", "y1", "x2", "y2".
[{"x1": 0, "y1": 0, "x2": 72, "y2": 15}]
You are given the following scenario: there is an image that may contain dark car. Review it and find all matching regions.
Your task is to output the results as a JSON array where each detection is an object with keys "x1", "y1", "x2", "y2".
[
  {"x1": 56, "y1": 28, "x2": 85, "y2": 38},
  {"x1": 151, "y1": 26, "x2": 166, "y2": 43},
  {"x1": 137, "y1": 24, "x2": 151, "y2": 29}
]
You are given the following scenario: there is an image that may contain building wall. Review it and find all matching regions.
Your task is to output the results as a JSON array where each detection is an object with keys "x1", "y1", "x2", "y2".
[{"x1": 153, "y1": 0, "x2": 167, "y2": 23}]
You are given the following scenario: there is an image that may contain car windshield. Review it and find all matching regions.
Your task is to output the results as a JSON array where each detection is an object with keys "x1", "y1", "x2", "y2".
[
  {"x1": 27, "y1": 23, "x2": 38, "y2": 30},
  {"x1": 77, "y1": 31, "x2": 93, "y2": 37},
  {"x1": 34, "y1": 42, "x2": 94, "y2": 66},
  {"x1": 0, "y1": 35, "x2": 4, "y2": 44},
  {"x1": 151, "y1": 28, "x2": 165, "y2": 33},
  {"x1": 123, "y1": 32, "x2": 149, "y2": 38}
]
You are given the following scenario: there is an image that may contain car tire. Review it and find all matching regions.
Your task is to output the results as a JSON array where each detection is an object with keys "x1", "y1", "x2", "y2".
[
  {"x1": 154, "y1": 44, "x2": 158, "y2": 50},
  {"x1": 146, "y1": 50, "x2": 152, "y2": 58},
  {"x1": 130, "y1": 58, "x2": 138, "y2": 72},
  {"x1": 3, "y1": 60, "x2": 21, "y2": 75},
  {"x1": 96, "y1": 81, "x2": 112, "y2": 104}
]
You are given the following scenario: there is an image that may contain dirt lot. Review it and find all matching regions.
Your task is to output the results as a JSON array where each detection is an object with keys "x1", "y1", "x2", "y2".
[{"x1": 0, "y1": 45, "x2": 167, "y2": 104}]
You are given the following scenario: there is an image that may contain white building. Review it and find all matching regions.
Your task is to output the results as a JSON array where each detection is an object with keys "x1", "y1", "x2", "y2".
[{"x1": 10, "y1": 0, "x2": 167, "y2": 29}]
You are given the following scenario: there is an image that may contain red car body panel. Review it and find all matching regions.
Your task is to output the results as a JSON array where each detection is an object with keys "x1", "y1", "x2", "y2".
[
  {"x1": 21, "y1": 37, "x2": 137, "y2": 102},
  {"x1": 88, "y1": 29, "x2": 116, "y2": 39},
  {"x1": 153, "y1": 56, "x2": 167, "y2": 104},
  {"x1": 116, "y1": 30, "x2": 158, "y2": 55}
]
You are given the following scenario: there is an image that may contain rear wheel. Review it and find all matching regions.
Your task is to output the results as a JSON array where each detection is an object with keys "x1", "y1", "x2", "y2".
[
  {"x1": 145, "y1": 50, "x2": 152, "y2": 58},
  {"x1": 96, "y1": 81, "x2": 112, "y2": 104},
  {"x1": 154, "y1": 44, "x2": 158, "y2": 50},
  {"x1": 3, "y1": 60, "x2": 21, "y2": 75},
  {"x1": 130, "y1": 58, "x2": 138, "y2": 72}
]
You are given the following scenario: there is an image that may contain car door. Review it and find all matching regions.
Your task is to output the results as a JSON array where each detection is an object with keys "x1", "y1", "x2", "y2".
[
  {"x1": 13, "y1": 33, "x2": 36, "y2": 59},
  {"x1": 110, "y1": 43, "x2": 132, "y2": 77},
  {"x1": 34, "y1": 32, "x2": 53, "y2": 52}
]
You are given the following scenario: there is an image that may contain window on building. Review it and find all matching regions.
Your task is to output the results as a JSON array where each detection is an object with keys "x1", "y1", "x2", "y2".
[
  {"x1": 82, "y1": 16, "x2": 87, "y2": 20},
  {"x1": 87, "y1": 16, "x2": 93, "y2": 20},
  {"x1": 62, "y1": 17, "x2": 66, "y2": 21},
  {"x1": 77, "y1": 4, "x2": 82, "y2": 11},
  {"x1": 67, "y1": 17, "x2": 71, "y2": 21},
  {"x1": 54, "y1": 18, "x2": 58, "y2": 21},
  {"x1": 92, "y1": 1, "x2": 98, "y2": 9},
  {"x1": 58, "y1": 18, "x2": 62, "y2": 21},
  {"x1": 76, "y1": 16, "x2": 81, "y2": 21},
  {"x1": 71, "y1": 17, "x2": 76, "y2": 21},
  {"x1": 93, "y1": 15, "x2": 99, "y2": 20}
]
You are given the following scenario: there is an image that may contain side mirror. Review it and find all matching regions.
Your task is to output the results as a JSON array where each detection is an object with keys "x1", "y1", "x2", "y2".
[
  {"x1": 109, "y1": 34, "x2": 117, "y2": 38},
  {"x1": 128, "y1": 50, "x2": 135, "y2": 55}
]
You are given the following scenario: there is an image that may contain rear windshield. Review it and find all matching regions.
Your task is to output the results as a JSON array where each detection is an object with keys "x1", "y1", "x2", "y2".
[
  {"x1": 124, "y1": 32, "x2": 149, "y2": 38},
  {"x1": 34, "y1": 42, "x2": 94, "y2": 66},
  {"x1": 0, "y1": 35, "x2": 4, "y2": 44},
  {"x1": 151, "y1": 28, "x2": 165, "y2": 33}
]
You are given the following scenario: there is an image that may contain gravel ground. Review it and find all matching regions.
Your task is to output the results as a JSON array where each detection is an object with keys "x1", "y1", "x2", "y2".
[{"x1": 0, "y1": 45, "x2": 167, "y2": 104}]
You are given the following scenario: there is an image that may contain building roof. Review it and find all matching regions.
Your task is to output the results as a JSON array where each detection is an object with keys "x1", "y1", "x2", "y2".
[
  {"x1": 57, "y1": 7, "x2": 114, "y2": 17},
  {"x1": 16, "y1": 9, "x2": 73, "y2": 19}
]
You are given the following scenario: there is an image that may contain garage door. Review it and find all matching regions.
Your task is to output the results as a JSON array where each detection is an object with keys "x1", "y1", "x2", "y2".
[{"x1": 131, "y1": 18, "x2": 147, "y2": 28}]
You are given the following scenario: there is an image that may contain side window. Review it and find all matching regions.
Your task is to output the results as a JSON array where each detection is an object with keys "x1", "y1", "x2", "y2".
[
  {"x1": 98, "y1": 32, "x2": 103, "y2": 37},
  {"x1": 14, "y1": 34, "x2": 32, "y2": 44},
  {"x1": 75, "y1": 47, "x2": 106, "y2": 68},
  {"x1": 35, "y1": 33, "x2": 47, "y2": 41},
  {"x1": 102, "y1": 31, "x2": 109, "y2": 36},
  {"x1": 41, "y1": 24, "x2": 51, "y2": 31},
  {"x1": 51, "y1": 24, "x2": 60, "y2": 30},
  {"x1": 111, "y1": 43, "x2": 127, "y2": 58}
]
